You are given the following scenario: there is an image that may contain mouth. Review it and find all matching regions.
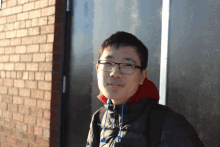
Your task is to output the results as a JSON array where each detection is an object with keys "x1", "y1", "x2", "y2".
[{"x1": 107, "y1": 83, "x2": 124, "y2": 87}]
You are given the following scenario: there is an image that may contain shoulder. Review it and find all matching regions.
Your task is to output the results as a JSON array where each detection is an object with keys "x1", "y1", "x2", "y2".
[{"x1": 90, "y1": 106, "x2": 106, "y2": 124}]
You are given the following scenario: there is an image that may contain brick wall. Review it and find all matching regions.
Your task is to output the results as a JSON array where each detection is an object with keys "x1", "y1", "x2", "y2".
[{"x1": 0, "y1": 0, "x2": 63, "y2": 147}]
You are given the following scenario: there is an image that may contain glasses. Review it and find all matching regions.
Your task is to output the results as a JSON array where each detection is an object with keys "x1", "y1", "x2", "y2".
[{"x1": 97, "y1": 60, "x2": 142, "y2": 75}]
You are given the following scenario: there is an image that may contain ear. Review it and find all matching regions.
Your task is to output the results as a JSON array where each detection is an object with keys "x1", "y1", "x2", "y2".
[{"x1": 140, "y1": 69, "x2": 148, "y2": 85}]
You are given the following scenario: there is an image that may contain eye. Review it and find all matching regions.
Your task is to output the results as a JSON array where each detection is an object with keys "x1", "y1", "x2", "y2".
[
  {"x1": 124, "y1": 64, "x2": 133, "y2": 67},
  {"x1": 105, "y1": 61, "x2": 113, "y2": 65}
]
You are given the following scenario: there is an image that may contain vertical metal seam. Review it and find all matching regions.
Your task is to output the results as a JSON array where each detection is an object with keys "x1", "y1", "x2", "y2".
[{"x1": 159, "y1": 0, "x2": 170, "y2": 106}]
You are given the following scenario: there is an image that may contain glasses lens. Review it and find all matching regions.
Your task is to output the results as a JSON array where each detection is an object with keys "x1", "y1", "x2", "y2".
[{"x1": 99, "y1": 61, "x2": 135, "y2": 74}]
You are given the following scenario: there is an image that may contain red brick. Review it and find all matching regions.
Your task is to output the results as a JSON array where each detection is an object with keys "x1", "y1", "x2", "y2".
[
  {"x1": 11, "y1": 128, "x2": 22, "y2": 139},
  {"x1": 6, "y1": 71, "x2": 10, "y2": 78},
  {"x1": 43, "y1": 110, "x2": 50, "y2": 119},
  {"x1": 39, "y1": 16, "x2": 47, "y2": 26},
  {"x1": 7, "y1": 136, "x2": 17, "y2": 145},
  {"x1": 29, "y1": 72, "x2": 35, "y2": 80},
  {"x1": 15, "y1": 63, "x2": 26, "y2": 71},
  {"x1": 13, "y1": 96, "x2": 24, "y2": 104},
  {"x1": 33, "y1": 35, "x2": 46, "y2": 43},
  {"x1": 45, "y1": 72, "x2": 52, "y2": 81},
  {"x1": 40, "y1": 43, "x2": 53, "y2": 52},
  {"x1": 52, "y1": 83, "x2": 59, "y2": 92},
  {"x1": 30, "y1": 107, "x2": 43, "y2": 117},
  {"x1": 42, "y1": 6, "x2": 55, "y2": 16},
  {"x1": 0, "y1": 17, "x2": 7, "y2": 24},
  {"x1": 23, "y1": 72, "x2": 28, "y2": 80},
  {"x1": 3, "y1": 79, "x2": 13, "y2": 87},
  {"x1": 53, "y1": 63, "x2": 60, "y2": 71},
  {"x1": 39, "y1": 63, "x2": 52, "y2": 71},
  {"x1": 37, "y1": 100, "x2": 50, "y2": 110},
  {"x1": 44, "y1": 91, "x2": 51, "y2": 101},
  {"x1": 29, "y1": 27, "x2": 40, "y2": 35},
  {"x1": 0, "y1": 39, "x2": 10, "y2": 46},
  {"x1": 1, "y1": 125, "x2": 12, "y2": 134},
  {"x1": 22, "y1": 123, "x2": 28, "y2": 132},
  {"x1": 24, "y1": 98, "x2": 36, "y2": 107},
  {"x1": 5, "y1": 47, "x2": 15, "y2": 54},
  {"x1": 0, "y1": 102, "x2": 8, "y2": 110},
  {"x1": 47, "y1": 34, "x2": 54, "y2": 42},
  {"x1": 9, "y1": 87, "x2": 18, "y2": 95},
  {"x1": 8, "y1": 104, "x2": 18, "y2": 112},
  {"x1": 15, "y1": 46, "x2": 27, "y2": 53},
  {"x1": 17, "y1": 12, "x2": 29, "y2": 21},
  {"x1": 26, "y1": 20, "x2": 32, "y2": 28},
  {"x1": 5, "y1": 63, "x2": 14, "y2": 70},
  {"x1": 18, "y1": 105, "x2": 29, "y2": 114},
  {"x1": 34, "y1": 126, "x2": 43, "y2": 136},
  {"x1": 0, "y1": 24, "x2": 4, "y2": 32},
  {"x1": 35, "y1": 72, "x2": 44, "y2": 81},
  {"x1": 41, "y1": 25, "x2": 54, "y2": 34},
  {"x1": 18, "y1": 0, "x2": 28, "y2": 5},
  {"x1": 2, "y1": 8, "x2": 12, "y2": 16},
  {"x1": 17, "y1": 71, "x2": 23, "y2": 79},
  {"x1": 25, "y1": 81, "x2": 37, "y2": 89},
  {"x1": 21, "y1": 54, "x2": 32, "y2": 62},
  {"x1": 22, "y1": 132, "x2": 35, "y2": 142},
  {"x1": 13, "y1": 112, "x2": 24, "y2": 121},
  {"x1": 43, "y1": 128, "x2": 50, "y2": 138},
  {"x1": 19, "y1": 88, "x2": 30, "y2": 97},
  {"x1": 12, "y1": 5, "x2": 23, "y2": 14},
  {"x1": 35, "y1": 0, "x2": 48, "y2": 9},
  {"x1": 54, "y1": 34, "x2": 62, "y2": 43},
  {"x1": 14, "y1": 80, "x2": 24, "y2": 88},
  {"x1": 37, "y1": 118, "x2": 50, "y2": 128},
  {"x1": 56, "y1": 6, "x2": 63, "y2": 15},
  {"x1": 10, "y1": 55, "x2": 20, "y2": 62},
  {"x1": 16, "y1": 138, "x2": 29, "y2": 147},
  {"x1": 32, "y1": 18, "x2": 39, "y2": 27},
  {"x1": 51, "y1": 121, "x2": 58, "y2": 130},
  {"x1": 0, "y1": 55, "x2": 9, "y2": 62},
  {"x1": 51, "y1": 101, "x2": 59, "y2": 110},
  {"x1": 17, "y1": 29, "x2": 28, "y2": 37},
  {"x1": 29, "y1": 9, "x2": 41, "y2": 19},
  {"x1": 11, "y1": 71, "x2": 16, "y2": 79},
  {"x1": 38, "y1": 81, "x2": 51, "y2": 90},
  {"x1": 11, "y1": 38, "x2": 22, "y2": 46},
  {"x1": 27, "y1": 44, "x2": 39, "y2": 53},
  {"x1": 28, "y1": 124, "x2": 34, "y2": 134},
  {"x1": 7, "y1": 0, "x2": 17, "y2": 8},
  {"x1": 23, "y1": 2, "x2": 35, "y2": 12},
  {"x1": 31, "y1": 90, "x2": 44, "y2": 99},
  {"x1": 0, "y1": 32, "x2": 6, "y2": 39},
  {"x1": 24, "y1": 115, "x2": 37, "y2": 125},
  {"x1": 33, "y1": 53, "x2": 45, "y2": 62},
  {"x1": 6, "y1": 30, "x2": 16, "y2": 38},
  {"x1": 51, "y1": 110, "x2": 58, "y2": 120},
  {"x1": 3, "y1": 95, "x2": 13, "y2": 103},
  {"x1": 35, "y1": 136, "x2": 49, "y2": 147},
  {"x1": 26, "y1": 63, "x2": 38, "y2": 71}
]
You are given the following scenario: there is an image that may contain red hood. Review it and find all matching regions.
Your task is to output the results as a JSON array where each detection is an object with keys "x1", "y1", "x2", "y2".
[{"x1": 97, "y1": 78, "x2": 159, "y2": 104}]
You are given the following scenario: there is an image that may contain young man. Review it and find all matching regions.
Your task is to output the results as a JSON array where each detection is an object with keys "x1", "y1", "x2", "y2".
[{"x1": 86, "y1": 31, "x2": 205, "y2": 147}]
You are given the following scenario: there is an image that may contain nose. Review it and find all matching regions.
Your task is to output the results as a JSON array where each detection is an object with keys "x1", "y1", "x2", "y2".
[{"x1": 110, "y1": 64, "x2": 123, "y2": 77}]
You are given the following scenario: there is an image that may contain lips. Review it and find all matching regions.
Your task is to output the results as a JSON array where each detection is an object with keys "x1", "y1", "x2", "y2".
[{"x1": 107, "y1": 83, "x2": 124, "y2": 87}]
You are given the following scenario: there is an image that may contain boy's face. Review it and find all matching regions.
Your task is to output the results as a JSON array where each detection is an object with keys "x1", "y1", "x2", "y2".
[{"x1": 96, "y1": 46, "x2": 147, "y2": 105}]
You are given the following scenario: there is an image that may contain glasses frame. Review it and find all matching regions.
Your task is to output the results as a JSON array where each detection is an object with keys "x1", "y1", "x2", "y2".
[{"x1": 97, "y1": 60, "x2": 142, "y2": 74}]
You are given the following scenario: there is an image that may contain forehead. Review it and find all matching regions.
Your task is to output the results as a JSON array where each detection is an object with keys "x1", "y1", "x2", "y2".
[{"x1": 100, "y1": 46, "x2": 140, "y2": 64}]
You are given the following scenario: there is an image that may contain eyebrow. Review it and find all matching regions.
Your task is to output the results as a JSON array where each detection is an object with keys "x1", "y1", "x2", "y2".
[{"x1": 105, "y1": 55, "x2": 136, "y2": 63}]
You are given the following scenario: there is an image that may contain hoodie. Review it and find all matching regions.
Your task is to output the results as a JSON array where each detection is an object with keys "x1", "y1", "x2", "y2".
[{"x1": 96, "y1": 78, "x2": 160, "y2": 142}]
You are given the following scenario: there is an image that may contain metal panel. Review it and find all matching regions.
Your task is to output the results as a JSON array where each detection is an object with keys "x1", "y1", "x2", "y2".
[
  {"x1": 67, "y1": 0, "x2": 162, "y2": 146},
  {"x1": 167, "y1": 0, "x2": 220, "y2": 146}
]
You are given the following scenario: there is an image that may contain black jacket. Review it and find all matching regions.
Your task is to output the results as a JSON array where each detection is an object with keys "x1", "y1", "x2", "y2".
[{"x1": 86, "y1": 98, "x2": 205, "y2": 147}]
